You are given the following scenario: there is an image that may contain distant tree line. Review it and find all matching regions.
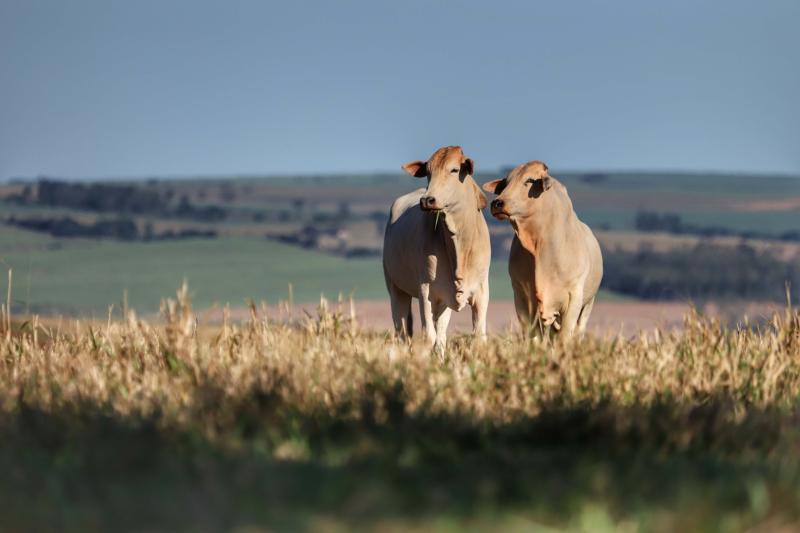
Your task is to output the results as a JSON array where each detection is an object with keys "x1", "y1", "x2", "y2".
[
  {"x1": 579, "y1": 173, "x2": 610, "y2": 184},
  {"x1": 35, "y1": 180, "x2": 165, "y2": 213},
  {"x1": 173, "y1": 196, "x2": 227, "y2": 221},
  {"x1": 5, "y1": 216, "x2": 216, "y2": 242},
  {"x1": 9, "y1": 180, "x2": 228, "y2": 222},
  {"x1": 602, "y1": 242, "x2": 799, "y2": 302},
  {"x1": 635, "y1": 211, "x2": 800, "y2": 242}
]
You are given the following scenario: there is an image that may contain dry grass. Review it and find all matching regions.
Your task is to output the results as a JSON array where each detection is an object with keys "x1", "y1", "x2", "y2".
[
  {"x1": 3, "y1": 285, "x2": 799, "y2": 429},
  {"x1": 1, "y1": 285, "x2": 800, "y2": 531}
]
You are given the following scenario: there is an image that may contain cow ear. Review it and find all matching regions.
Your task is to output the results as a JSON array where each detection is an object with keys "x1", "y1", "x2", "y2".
[
  {"x1": 402, "y1": 160, "x2": 428, "y2": 178},
  {"x1": 482, "y1": 179, "x2": 506, "y2": 194},
  {"x1": 471, "y1": 179, "x2": 487, "y2": 210},
  {"x1": 462, "y1": 158, "x2": 474, "y2": 177},
  {"x1": 541, "y1": 162, "x2": 552, "y2": 190}
]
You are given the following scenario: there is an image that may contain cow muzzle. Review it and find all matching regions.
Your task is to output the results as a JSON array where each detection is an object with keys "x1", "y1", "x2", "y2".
[
  {"x1": 490, "y1": 198, "x2": 509, "y2": 220},
  {"x1": 420, "y1": 196, "x2": 441, "y2": 212}
]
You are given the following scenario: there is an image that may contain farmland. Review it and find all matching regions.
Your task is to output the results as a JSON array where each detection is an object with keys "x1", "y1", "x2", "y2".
[
  {"x1": 1, "y1": 290, "x2": 799, "y2": 530},
  {"x1": 0, "y1": 224, "x2": 547, "y2": 315},
  {"x1": 1, "y1": 170, "x2": 799, "y2": 320},
  {"x1": 0, "y1": 172, "x2": 799, "y2": 530}
]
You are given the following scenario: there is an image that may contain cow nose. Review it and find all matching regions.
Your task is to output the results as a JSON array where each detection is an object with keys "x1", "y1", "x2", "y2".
[
  {"x1": 420, "y1": 196, "x2": 437, "y2": 210},
  {"x1": 491, "y1": 199, "x2": 504, "y2": 210}
]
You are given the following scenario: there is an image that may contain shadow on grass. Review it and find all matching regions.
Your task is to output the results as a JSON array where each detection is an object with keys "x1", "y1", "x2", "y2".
[{"x1": 2, "y1": 387, "x2": 800, "y2": 531}]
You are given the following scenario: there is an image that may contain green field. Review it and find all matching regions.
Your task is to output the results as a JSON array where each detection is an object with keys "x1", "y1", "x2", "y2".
[
  {"x1": 2, "y1": 171, "x2": 798, "y2": 315},
  {"x1": 0, "y1": 225, "x2": 550, "y2": 316}
]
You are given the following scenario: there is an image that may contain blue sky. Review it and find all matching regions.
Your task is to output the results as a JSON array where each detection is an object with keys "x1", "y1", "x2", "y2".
[{"x1": 1, "y1": 0, "x2": 799, "y2": 179}]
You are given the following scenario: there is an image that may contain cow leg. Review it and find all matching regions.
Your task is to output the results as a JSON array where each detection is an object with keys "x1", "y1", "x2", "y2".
[
  {"x1": 418, "y1": 284, "x2": 437, "y2": 347},
  {"x1": 471, "y1": 278, "x2": 489, "y2": 341},
  {"x1": 432, "y1": 302, "x2": 452, "y2": 357},
  {"x1": 559, "y1": 290, "x2": 585, "y2": 339},
  {"x1": 513, "y1": 282, "x2": 538, "y2": 338},
  {"x1": 577, "y1": 296, "x2": 595, "y2": 335},
  {"x1": 388, "y1": 284, "x2": 413, "y2": 340},
  {"x1": 513, "y1": 290, "x2": 530, "y2": 325}
]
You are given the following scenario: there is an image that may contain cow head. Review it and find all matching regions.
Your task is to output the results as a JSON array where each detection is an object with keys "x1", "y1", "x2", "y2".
[
  {"x1": 402, "y1": 146, "x2": 486, "y2": 213},
  {"x1": 482, "y1": 160, "x2": 552, "y2": 220}
]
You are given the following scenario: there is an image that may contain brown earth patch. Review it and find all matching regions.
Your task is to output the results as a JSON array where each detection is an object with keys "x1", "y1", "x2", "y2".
[
  {"x1": 568, "y1": 190, "x2": 733, "y2": 211},
  {"x1": 730, "y1": 198, "x2": 800, "y2": 212},
  {"x1": 596, "y1": 230, "x2": 800, "y2": 261},
  {"x1": 203, "y1": 299, "x2": 785, "y2": 338}
]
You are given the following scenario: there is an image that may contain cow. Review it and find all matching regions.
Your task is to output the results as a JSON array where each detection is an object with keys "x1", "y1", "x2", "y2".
[
  {"x1": 383, "y1": 146, "x2": 491, "y2": 353},
  {"x1": 482, "y1": 161, "x2": 603, "y2": 338}
]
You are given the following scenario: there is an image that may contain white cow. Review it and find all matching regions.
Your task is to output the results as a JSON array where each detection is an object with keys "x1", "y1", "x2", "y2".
[
  {"x1": 383, "y1": 146, "x2": 491, "y2": 352},
  {"x1": 483, "y1": 160, "x2": 603, "y2": 338}
]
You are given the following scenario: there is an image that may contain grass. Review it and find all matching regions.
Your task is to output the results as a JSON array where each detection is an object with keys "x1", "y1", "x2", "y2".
[
  {"x1": 0, "y1": 226, "x2": 400, "y2": 313},
  {"x1": 0, "y1": 286, "x2": 799, "y2": 531}
]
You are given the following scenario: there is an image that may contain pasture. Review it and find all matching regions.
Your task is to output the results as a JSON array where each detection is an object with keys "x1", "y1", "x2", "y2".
[
  {"x1": 1, "y1": 171, "x2": 798, "y2": 530},
  {"x1": 2, "y1": 170, "x2": 799, "y2": 318},
  {"x1": 4, "y1": 1, "x2": 798, "y2": 529},
  {"x1": 1, "y1": 289, "x2": 799, "y2": 531},
  {"x1": 1, "y1": 224, "x2": 633, "y2": 317},
  {"x1": 0, "y1": 225, "x2": 390, "y2": 314}
]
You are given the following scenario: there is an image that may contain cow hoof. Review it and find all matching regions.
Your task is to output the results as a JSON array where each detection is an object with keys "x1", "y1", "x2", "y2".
[{"x1": 433, "y1": 341, "x2": 446, "y2": 359}]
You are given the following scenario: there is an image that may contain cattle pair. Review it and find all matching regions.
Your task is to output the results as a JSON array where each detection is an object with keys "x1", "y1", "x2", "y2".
[{"x1": 383, "y1": 146, "x2": 603, "y2": 353}]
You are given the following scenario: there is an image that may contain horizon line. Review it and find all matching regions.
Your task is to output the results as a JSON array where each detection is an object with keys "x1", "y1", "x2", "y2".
[{"x1": 5, "y1": 167, "x2": 800, "y2": 184}]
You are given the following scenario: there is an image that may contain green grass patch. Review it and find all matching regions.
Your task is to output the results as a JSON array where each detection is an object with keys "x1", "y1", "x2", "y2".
[{"x1": 1, "y1": 225, "x2": 622, "y2": 315}]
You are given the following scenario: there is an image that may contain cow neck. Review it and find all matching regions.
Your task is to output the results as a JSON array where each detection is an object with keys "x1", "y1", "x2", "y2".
[
  {"x1": 511, "y1": 187, "x2": 574, "y2": 261},
  {"x1": 439, "y1": 199, "x2": 481, "y2": 288}
]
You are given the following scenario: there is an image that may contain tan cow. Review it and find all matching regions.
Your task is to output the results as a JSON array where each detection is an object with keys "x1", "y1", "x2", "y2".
[
  {"x1": 483, "y1": 161, "x2": 603, "y2": 338},
  {"x1": 383, "y1": 146, "x2": 491, "y2": 353}
]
